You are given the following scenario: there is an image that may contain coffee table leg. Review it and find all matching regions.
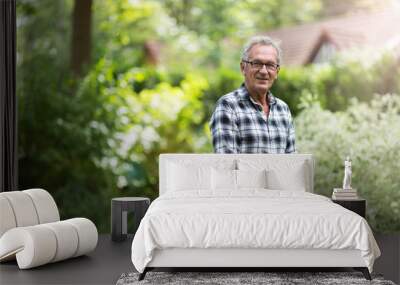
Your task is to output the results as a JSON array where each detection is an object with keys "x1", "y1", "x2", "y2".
[
  {"x1": 121, "y1": 210, "x2": 127, "y2": 239},
  {"x1": 111, "y1": 201, "x2": 124, "y2": 241}
]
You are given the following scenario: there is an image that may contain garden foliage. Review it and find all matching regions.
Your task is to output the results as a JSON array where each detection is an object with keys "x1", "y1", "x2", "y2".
[
  {"x1": 16, "y1": 0, "x2": 400, "y2": 232},
  {"x1": 296, "y1": 95, "x2": 400, "y2": 232}
]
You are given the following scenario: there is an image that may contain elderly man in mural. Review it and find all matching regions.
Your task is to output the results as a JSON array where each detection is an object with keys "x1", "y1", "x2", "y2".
[{"x1": 210, "y1": 35, "x2": 295, "y2": 153}]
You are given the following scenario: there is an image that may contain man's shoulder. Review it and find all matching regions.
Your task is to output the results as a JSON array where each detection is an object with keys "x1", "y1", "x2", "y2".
[
  {"x1": 216, "y1": 87, "x2": 244, "y2": 108},
  {"x1": 274, "y1": 97, "x2": 289, "y2": 107},
  {"x1": 273, "y1": 96, "x2": 291, "y2": 112}
]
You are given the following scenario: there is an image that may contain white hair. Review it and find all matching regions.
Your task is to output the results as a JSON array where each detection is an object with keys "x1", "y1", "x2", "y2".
[{"x1": 241, "y1": 35, "x2": 282, "y2": 65}]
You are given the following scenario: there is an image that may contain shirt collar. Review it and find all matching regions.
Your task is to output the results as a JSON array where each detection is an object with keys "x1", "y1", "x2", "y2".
[{"x1": 238, "y1": 83, "x2": 277, "y2": 106}]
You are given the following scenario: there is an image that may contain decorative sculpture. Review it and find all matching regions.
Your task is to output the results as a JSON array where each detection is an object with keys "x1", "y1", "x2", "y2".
[{"x1": 342, "y1": 156, "x2": 352, "y2": 190}]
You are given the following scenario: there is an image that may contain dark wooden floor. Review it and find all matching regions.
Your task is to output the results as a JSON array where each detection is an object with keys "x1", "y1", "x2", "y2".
[
  {"x1": 0, "y1": 233, "x2": 399, "y2": 285},
  {"x1": 0, "y1": 235, "x2": 134, "y2": 285},
  {"x1": 374, "y1": 233, "x2": 400, "y2": 284}
]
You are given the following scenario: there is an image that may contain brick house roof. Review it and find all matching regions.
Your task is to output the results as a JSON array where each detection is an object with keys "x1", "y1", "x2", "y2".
[{"x1": 265, "y1": 7, "x2": 400, "y2": 66}]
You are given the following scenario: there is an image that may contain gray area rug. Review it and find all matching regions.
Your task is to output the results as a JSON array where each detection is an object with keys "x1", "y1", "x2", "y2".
[{"x1": 116, "y1": 271, "x2": 396, "y2": 285}]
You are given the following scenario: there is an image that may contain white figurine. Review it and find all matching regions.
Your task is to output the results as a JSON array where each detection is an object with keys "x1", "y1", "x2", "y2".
[{"x1": 342, "y1": 156, "x2": 352, "y2": 190}]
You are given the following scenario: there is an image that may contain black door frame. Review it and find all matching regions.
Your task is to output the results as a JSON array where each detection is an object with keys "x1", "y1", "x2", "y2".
[{"x1": 0, "y1": 0, "x2": 17, "y2": 192}]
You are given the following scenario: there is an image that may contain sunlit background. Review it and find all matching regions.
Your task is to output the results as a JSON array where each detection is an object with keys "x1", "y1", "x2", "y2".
[{"x1": 16, "y1": 0, "x2": 400, "y2": 233}]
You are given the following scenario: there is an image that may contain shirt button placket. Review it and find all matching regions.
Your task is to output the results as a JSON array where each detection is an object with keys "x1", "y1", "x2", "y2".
[{"x1": 266, "y1": 109, "x2": 271, "y2": 152}]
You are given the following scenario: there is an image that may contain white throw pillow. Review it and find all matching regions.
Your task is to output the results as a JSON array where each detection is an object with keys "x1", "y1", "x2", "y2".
[
  {"x1": 212, "y1": 168, "x2": 237, "y2": 191},
  {"x1": 238, "y1": 159, "x2": 309, "y2": 192},
  {"x1": 266, "y1": 163, "x2": 307, "y2": 191},
  {"x1": 236, "y1": 169, "x2": 267, "y2": 189},
  {"x1": 167, "y1": 162, "x2": 212, "y2": 191}
]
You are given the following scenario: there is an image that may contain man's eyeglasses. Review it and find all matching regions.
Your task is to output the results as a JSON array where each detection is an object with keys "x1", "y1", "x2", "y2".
[{"x1": 242, "y1": 60, "x2": 280, "y2": 72}]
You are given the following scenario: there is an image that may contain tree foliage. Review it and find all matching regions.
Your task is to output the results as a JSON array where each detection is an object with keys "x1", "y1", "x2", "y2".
[{"x1": 160, "y1": 0, "x2": 321, "y2": 66}]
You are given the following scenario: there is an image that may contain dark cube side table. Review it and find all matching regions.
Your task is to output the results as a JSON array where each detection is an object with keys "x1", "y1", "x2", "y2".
[
  {"x1": 111, "y1": 197, "x2": 150, "y2": 242},
  {"x1": 332, "y1": 198, "x2": 366, "y2": 218}
]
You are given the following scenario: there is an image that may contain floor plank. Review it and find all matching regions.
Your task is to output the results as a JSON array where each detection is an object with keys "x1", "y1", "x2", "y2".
[{"x1": 0, "y1": 235, "x2": 134, "y2": 285}]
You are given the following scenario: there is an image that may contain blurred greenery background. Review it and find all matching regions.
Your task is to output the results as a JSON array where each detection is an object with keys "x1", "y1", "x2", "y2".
[{"x1": 17, "y1": 0, "x2": 400, "y2": 233}]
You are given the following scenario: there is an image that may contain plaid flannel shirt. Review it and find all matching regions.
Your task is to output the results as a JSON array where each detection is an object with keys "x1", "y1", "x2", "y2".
[{"x1": 210, "y1": 84, "x2": 296, "y2": 153}]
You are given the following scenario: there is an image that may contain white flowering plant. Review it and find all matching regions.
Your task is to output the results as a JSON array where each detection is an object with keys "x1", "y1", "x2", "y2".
[{"x1": 296, "y1": 94, "x2": 400, "y2": 232}]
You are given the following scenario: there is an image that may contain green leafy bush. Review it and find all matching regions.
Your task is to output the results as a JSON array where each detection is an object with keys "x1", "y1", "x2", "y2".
[
  {"x1": 295, "y1": 94, "x2": 400, "y2": 232},
  {"x1": 105, "y1": 67, "x2": 212, "y2": 201},
  {"x1": 18, "y1": 58, "x2": 121, "y2": 233},
  {"x1": 202, "y1": 67, "x2": 243, "y2": 120}
]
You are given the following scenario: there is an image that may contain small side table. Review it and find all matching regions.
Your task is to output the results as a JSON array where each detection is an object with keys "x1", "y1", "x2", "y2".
[
  {"x1": 332, "y1": 198, "x2": 366, "y2": 218},
  {"x1": 111, "y1": 197, "x2": 150, "y2": 242}
]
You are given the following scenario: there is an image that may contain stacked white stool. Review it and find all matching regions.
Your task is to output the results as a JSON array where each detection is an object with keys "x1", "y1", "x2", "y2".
[{"x1": 0, "y1": 188, "x2": 98, "y2": 269}]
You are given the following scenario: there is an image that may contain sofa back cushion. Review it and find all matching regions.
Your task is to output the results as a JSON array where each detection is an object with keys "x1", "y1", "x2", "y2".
[{"x1": 0, "y1": 189, "x2": 60, "y2": 238}]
